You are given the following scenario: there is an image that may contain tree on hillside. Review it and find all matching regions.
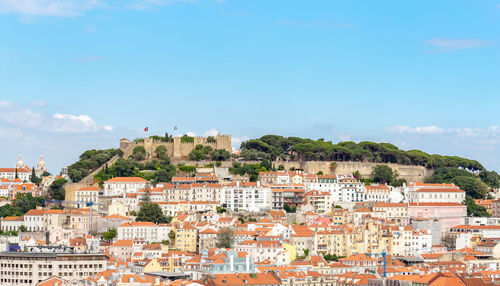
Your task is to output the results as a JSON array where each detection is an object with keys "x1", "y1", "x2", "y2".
[
  {"x1": 49, "y1": 178, "x2": 67, "y2": 201},
  {"x1": 13, "y1": 193, "x2": 45, "y2": 214},
  {"x1": 0, "y1": 204, "x2": 22, "y2": 218},
  {"x1": 132, "y1": 146, "x2": 147, "y2": 161},
  {"x1": 463, "y1": 196, "x2": 490, "y2": 217},
  {"x1": 188, "y1": 145, "x2": 214, "y2": 161},
  {"x1": 210, "y1": 149, "x2": 231, "y2": 161},
  {"x1": 155, "y1": 146, "x2": 169, "y2": 160},
  {"x1": 216, "y1": 227, "x2": 234, "y2": 248},
  {"x1": 31, "y1": 168, "x2": 41, "y2": 185},
  {"x1": 102, "y1": 228, "x2": 117, "y2": 241},
  {"x1": 479, "y1": 170, "x2": 500, "y2": 188},
  {"x1": 113, "y1": 159, "x2": 136, "y2": 177},
  {"x1": 169, "y1": 230, "x2": 176, "y2": 245},
  {"x1": 67, "y1": 149, "x2": 120, "y2": 182},
  {"x1": 136, "y1": 202, "x2": 171, "y2": 224},
  {"x1": 442, "y1": 233, "x2": 456, "y2": 250},
  {"x1": 260, "y1": 159, "x2": 272, "y2": 171},
  {"x1": 142, "y1": 186, "x2": 151, "y2": 202},
  {"x1": 371, "y1": 165, "x2": 393, "y2": 184},
  {"x1": 453, "y1": 176, "x2": 488, "y2": 199}
]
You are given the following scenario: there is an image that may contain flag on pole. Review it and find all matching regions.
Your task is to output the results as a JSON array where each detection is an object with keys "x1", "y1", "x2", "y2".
[
  {"x1": 144, "y1": 127, "x2": 149, "y2": 132},
  {"x1": 174, "y1": 126, "x2": 178, "y2": 131}
]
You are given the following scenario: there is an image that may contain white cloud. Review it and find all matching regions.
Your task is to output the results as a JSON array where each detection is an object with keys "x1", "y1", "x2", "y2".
[
  {"x1": 388, "y1": 125, "x2": 444, "y2": 135},
  {"x1": 0, "y1": 102, "x2": 113, "y2": 134},
  {"x1": 424, "y1": 38, "x2": 490, "y2": 52},
  {"x1": 126, "y1": 0, "x2": 197, "y2": 10},
  {"x1": 103, "y1": 125, "x2": 114, "y2": 131},
  {"x1": 0, "y1": 101, "x2": 12, "y2": 107},
  {"x1": 203, "y1": 128, "x2": 219, "y2": 137},
  {"x1": 388, "y1": 125, "x2": 500, "y2": 140},
  {"x1": 185, "y1": 131, "x2": 196, "y2": 137},
  {"x1": 52, "y1": 113, "x2": 100, "y2": 133},
  {"x1": 231, "y1": 136, "x2": 248, "y2": 148},
  {"x1": 0, "y1": 0, "x2": 101, "y2": 17},
  {"x1": 29, "y1": 100, "x2": 46, "y2": 107},
  {"x1": 0, "y1": 0, "x2": 198, "y2": 18}
]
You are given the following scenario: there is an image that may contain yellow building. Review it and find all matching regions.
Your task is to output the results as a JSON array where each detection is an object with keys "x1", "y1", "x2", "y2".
[
  {"x1": 144, "y1": 259, "x2": 162, "y2": 273},
  {"x1": 173, "y1": 223, "x2": 198, "y2": 253},
  {"x1": 282, "y1": 243, "x2": 297, "y2": 263},
  {"x1": 315, "y1": 230, "x2": 345, "y2": 257},
  {"x1": 331, "y1": 208, "x2": 350, "y2": 225}
]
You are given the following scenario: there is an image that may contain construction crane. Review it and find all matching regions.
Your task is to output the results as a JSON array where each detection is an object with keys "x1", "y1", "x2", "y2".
[
  {"x1": 44, "y1": 199, "x2": 103, "y2": 235},
  {"x1": 367, "y1": 247, "x2": 433, "y2": 286},
  {"x1": 367, "y1": 250, "x2": 387, "y2": 285}
]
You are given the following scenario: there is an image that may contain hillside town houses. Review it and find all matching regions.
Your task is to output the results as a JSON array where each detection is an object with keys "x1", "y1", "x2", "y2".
[{"x1": 0, "y1": 154, "x2": 500, "y2": 286}]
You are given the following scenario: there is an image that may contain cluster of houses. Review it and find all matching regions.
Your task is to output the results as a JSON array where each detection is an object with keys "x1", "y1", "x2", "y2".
[{"x1": 2, "y1": 159, "x2": 500, "y2": 285}]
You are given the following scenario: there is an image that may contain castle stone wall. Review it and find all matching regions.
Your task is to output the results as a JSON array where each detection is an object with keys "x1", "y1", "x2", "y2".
[
  {"x1": 120, "y1": 135, "x2": 232, "y2": 160},
  {"x1": 272, "y1": 161, "x2": 433, "y2": 183}
]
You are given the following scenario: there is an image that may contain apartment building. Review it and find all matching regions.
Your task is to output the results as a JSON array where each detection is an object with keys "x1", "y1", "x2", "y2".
[{"x1": 0, "y1": 252, "x2": 106, "y2": 286}]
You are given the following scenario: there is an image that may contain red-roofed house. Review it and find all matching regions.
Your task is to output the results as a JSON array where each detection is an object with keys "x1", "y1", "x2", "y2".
[
  {"x1": 365, "y1": 184, "x2": 390, "y2": 202},
  {"x1": 103, "y1": 177, "x2": 148, "y2": 196}
]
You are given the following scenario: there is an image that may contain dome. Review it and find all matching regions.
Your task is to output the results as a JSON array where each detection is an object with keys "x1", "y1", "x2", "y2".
[
  {"x1": 15, "y1": 154, "x2": 24, "y2": 168},
  {"x1": 37, "y1": 155, "x2": 47, "y2": 171}
]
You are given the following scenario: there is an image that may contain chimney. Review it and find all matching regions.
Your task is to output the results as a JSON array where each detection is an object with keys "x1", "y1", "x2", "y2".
[
  {"x1": 236, "y1": 181, "x2": 240, "y2": 188},
  {"x1": 257, "y1": 181, "x2": 261, "y2": 187}
]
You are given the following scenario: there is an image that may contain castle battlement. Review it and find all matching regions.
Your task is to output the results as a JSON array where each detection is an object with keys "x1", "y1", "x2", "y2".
[{"x1": 120, "y1": 134, "x2": 231, "y2": 160}]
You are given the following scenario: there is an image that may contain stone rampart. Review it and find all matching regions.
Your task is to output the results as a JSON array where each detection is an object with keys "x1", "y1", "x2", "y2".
[{"x1": 120, "y1": 134, "x2": 231, "y2": 160}]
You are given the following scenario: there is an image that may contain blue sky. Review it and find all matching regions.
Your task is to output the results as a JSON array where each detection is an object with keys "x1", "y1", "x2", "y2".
[{"x1": 0, "y1": 0, "x2": 499, "y2": 173}]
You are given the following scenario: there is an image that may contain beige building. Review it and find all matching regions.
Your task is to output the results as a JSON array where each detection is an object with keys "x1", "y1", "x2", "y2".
[
  {"x1": 314, "y1": 229, "x2": 345, "y2": 256},
  {"x1": 373, "y1": 202, "x2": 409, "y2": 224},
  {"x1": 365, "y1": 184, "x2": 390, "y2": 202},
  {"x1": 158, "y1": 201, "x2": 218, "y2": 216},
  {"x1": 74, "y1": 186, "x2": 100, "y2": 207},
  {"x1": 304, "y1": 190, "x2": 332, "y2": 214}
]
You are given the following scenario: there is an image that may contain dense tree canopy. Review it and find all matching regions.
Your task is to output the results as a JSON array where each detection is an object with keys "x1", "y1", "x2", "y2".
[
  {"x1": 155, "y1": 146, "x2": 169, "y2": 160},
  {"x1": 188, "y1": 145, "x2": 231, "y2": 161},
  {"x1": 132, "y1": 146, "x2": 147, "y2": 161},
  {"x1": 427, "y1": 167, "x2": 490, "y2": 199},
  {"x1": 463, "y1": 196, "x2": 490, "y2": 217},
  {"x1": 67, "y1": 149, "x2": 120, "y2": 182},
  {"x1": 94, "y1": 158, "x2": 176, "y2": 185},
  {"x1": 216, "y1": 227, "x2": 234, "y2": 248},
  {"x1": 239, "y1": 135, "x2": 485, "y2": 172},
  {"x1": 0, "y1": 193, "x2": 44, "y2": 218},
  {"x1": 136, "y1": 202, "x2": 172, "y2": 224},
  {"x1": 371, "y1": 165, "x2": 394, "y2": 184},
  {"x1": 49, "y1": 178, "x2": 67, "y2": 201},
  {"x1": 102, "y1": 228, "x2": 117, "y2": 241}
]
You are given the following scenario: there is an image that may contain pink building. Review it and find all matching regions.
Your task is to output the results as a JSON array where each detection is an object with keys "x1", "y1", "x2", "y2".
[
  {"x1": 109, "y1": 239, "x2": 134, "y2": 260},
  {"x1": 409, "y1": 202, "x2": 466, "y2": 229}
]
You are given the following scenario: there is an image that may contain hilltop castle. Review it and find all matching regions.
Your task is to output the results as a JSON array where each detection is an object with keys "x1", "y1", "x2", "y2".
[{"x1": 119, "y1": 134, "x2": 232, "y2": 160}]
